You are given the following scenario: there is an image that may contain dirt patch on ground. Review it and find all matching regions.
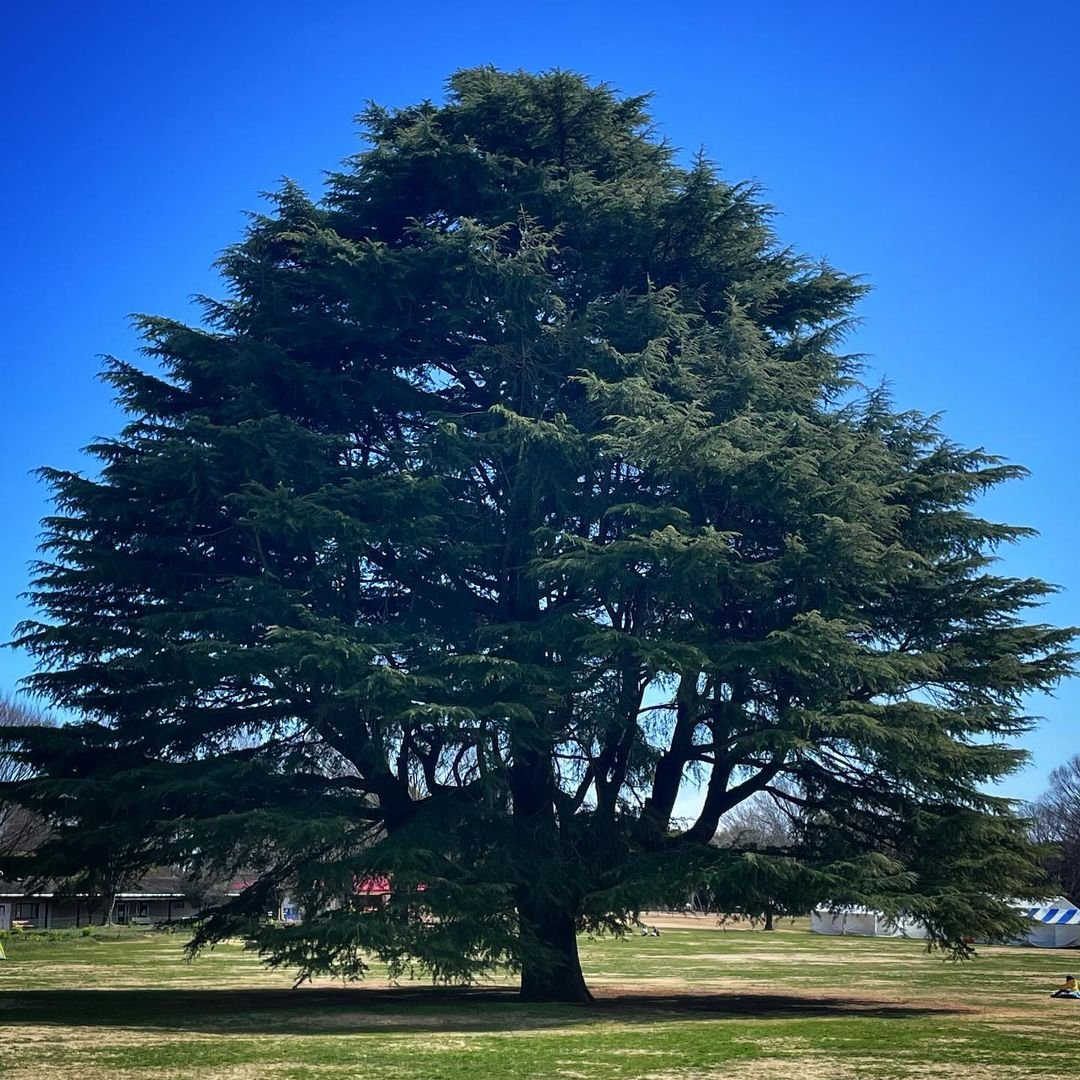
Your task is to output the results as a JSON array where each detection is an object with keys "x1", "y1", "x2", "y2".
[
  {"x1": 636, "y1": 913, "x2": 775, "y2": 932},
  {"x1": 643, "y1": 1057, "x2": 863, "y2": 1079},
  {"x1": 643, "y1": 1057, "x2": 1059, "y2": 1080},
  {"x1": 637, "y1": 949, "x2": 904, "y2": 965},
  {"x1": 4, "y1": 1070, "x2": 300, "y2": 1080}
]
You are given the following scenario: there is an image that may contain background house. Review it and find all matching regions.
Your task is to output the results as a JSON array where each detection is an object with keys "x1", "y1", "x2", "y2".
[{"x1": 0, "y1": 872, "x2": 197, "y2": 929}]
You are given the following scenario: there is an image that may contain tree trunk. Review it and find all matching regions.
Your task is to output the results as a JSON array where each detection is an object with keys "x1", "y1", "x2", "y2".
[
  {"x1": 763, "y1": 908, "x2": 775, "y2": 931},
  {"x1": 518, "y1": 897, "x2": 593, "y2": 1003}
]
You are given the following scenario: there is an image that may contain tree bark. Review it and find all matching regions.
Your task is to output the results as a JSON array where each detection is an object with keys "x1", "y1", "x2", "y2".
[{"x1": 518, "y1": 894, "x2": 593, "y2": 1003}]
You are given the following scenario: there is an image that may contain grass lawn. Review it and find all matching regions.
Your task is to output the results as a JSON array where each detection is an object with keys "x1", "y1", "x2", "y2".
[{"x1": 1, "y1": 915, "x2": 1077, "y2": 1078}]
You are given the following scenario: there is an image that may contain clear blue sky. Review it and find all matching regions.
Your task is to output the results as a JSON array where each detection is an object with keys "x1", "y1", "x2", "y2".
[{"x1": 1, "y1": 1, "x2": 1075, "y2": 801}]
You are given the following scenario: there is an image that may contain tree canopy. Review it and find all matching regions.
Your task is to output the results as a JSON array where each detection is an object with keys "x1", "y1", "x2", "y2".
[{"x1": 5, "y1": 68, "x2": 1075, "y2": 1001}]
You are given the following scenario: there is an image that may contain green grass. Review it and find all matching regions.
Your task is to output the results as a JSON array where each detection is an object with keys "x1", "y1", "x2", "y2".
[{"x1": 2, "y1": 919, "x2": 1077, "y2": 1078}]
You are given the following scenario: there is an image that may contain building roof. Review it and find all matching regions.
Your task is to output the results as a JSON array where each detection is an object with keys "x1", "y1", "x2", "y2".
[
  {"x1": 352, "y1": 875, "x2": 427, "y2": 895},
  {"x1": 120, "y1": 874, "x2": 187, "y2": 897},
  {"x1": 354, "y1": 875, "x2": 392, "y2": 895},
  {"x1": 0, "y1": 873, "x2": 187, "y2": 900}
]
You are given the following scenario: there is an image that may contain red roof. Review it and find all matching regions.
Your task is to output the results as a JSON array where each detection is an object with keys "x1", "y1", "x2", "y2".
[
  {"x1": 354, "y1": 875, "x2": 392, "y2": 895},
  {"x1": 353, "y1": 876, "x2": 426, "y2": 895}
]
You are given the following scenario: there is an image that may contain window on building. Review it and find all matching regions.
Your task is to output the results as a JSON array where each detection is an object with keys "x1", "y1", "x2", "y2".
[{"x1": 14, "y1": 902, "x2": 40, "y2": 921}]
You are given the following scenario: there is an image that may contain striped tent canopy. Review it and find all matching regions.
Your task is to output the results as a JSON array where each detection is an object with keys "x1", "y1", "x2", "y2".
[{"x1": 1021, "y1": 905, "x2": 1080, "y2": 925}]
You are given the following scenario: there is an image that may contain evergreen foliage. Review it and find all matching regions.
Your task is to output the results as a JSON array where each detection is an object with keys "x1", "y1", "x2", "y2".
[{"x1": 5, "y1": 69, "x2": 1075, "y2": 1001}]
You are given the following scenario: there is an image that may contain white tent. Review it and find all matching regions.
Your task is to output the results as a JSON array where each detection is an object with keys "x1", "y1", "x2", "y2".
[
  {"x1": 811, "y1": 898, "x2": 1080, "y2": 948},
  {"x1": 1012, "y1": 902, "x2": 1080, "y2": 948},
  {"x1": 810, "y1": 906, "x2": 928, "y2": 939}
]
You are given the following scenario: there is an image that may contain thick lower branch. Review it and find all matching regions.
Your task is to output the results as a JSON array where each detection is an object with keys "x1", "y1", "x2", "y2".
[{"x1": 682, "y1": 755, "x2": 786, "y2": 844}]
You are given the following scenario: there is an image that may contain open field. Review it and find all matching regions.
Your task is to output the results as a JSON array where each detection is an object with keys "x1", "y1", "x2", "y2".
[{"x1": 2, "y1": 916, "x2": 1078, "y2": 1079}]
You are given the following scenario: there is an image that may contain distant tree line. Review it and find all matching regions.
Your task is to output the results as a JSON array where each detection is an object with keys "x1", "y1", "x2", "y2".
[
  {"x1": 0, "y1": 694, "x2": 52, "y2": 860},
  {"x1": 1030, "y1": 756, "x2": 1080, "y2": 901}
]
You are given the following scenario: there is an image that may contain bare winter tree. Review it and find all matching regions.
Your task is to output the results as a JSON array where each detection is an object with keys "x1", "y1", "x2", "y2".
[
  {"x1": 709, "y1": 788, "x2": 804, "y2": 929},
  {"x1": 0, "y1": 694, "x2": 54, "y2": 859},
  {"x1": 1030, "y1": 755, "x2": 1080, "y2": 902},
  {"x1": 714, "y1": 792, "x2": 799, "y2": 850}
]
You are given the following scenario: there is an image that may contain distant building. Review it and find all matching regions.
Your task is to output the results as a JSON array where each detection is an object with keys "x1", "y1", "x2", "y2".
[
  {"x1": 0, "y1": 870, "x2": 425, "y2": 930},
  {"x1": 0, "y1": 872, "x2": 197, "y2": 929}
]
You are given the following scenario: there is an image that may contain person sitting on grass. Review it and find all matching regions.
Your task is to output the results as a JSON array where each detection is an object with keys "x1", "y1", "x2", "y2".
[{"x1": 1051, "y1": 975, "x2": 1080, "y2": 999}]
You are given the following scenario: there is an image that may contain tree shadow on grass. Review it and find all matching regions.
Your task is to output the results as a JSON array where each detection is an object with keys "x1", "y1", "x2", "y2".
[{"x1": 0, "y1": 986, "x2": 965, "y2": 1036}]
